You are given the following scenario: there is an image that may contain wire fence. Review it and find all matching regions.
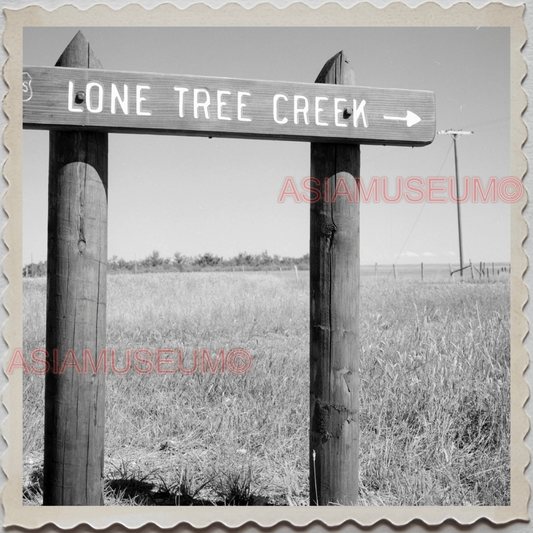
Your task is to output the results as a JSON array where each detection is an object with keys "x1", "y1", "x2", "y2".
[{"x1": 362, "y1": 262, "x2": 511, "y2": 282}]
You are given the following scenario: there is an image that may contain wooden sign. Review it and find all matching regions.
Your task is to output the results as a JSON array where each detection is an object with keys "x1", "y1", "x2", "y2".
[{"x1": 23, "y1": 65, "x2": 436, "y2": 146}]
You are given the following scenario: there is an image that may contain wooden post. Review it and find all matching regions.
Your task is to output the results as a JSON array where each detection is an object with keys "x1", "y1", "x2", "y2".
[
  {"x1": 374, "y1": 262, "x2": 377, "y2": 280},
  {"x1": 43, "y1": 31, "x2": 108, "y2": 505},
  {"x1": 294, "y1": 264, "x2": 299, "y2": 282},
  {"x1": 310, "y1": 51, "x2": 359, "y2": 506},
  {"x1": 393, "y1": 263, "x2": 397, "y2": 280},
  {"x1": 470, "y1": 259, "x2": 474, "y2": 280},
  {"x1": 421, "y1": 262, "x2": 424, "y2": 282}
]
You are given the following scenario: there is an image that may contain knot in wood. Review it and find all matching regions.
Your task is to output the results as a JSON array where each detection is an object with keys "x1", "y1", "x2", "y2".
[
  {"x1": 77, "y1": 239, "x2": 86, "y2": 253},
  {"x1": 313, "y1": 398, "x2": 355, "y2": 443},
  {"x1": 323, "y1": 223, "x2": 336, "y2": 239},
  {"x1": 75, "y1": 91, "x2": 85, "y2": 104},
  {"x1": 343, "y1": 107, "x2": 353, "y2": 119}
]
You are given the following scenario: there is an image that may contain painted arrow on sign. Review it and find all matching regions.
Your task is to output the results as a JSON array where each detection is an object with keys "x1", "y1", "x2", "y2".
[
  {"x1": 383, "y1": 110, "x2": 422, "y2": 128},
  {"x1": 22, "y1": 65, "x2": 436, "y2": 146}
]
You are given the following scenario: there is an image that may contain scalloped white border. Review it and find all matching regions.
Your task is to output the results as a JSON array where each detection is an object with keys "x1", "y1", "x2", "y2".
[{"x1": 1, "y1": 2, "x2": 529, "y2": 529}]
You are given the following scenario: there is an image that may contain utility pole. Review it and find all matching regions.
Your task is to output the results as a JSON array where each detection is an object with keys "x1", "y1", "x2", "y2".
[{"x1": 438, "y1": 129, "x2": 473, "y2": 279}]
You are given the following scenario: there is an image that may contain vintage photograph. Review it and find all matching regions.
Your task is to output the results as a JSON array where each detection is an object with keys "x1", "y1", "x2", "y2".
[
  {"x1": 2, "y1": 2, "x2": 527, "y2": 528},
  {"x1": 20, "y1": 24, "x2": 511, "y2": 506}
]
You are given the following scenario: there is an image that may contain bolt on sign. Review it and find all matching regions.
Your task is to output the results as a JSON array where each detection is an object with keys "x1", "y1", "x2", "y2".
[{"x1": 22, "y1": 66, "x2": 436, "y2": 145}]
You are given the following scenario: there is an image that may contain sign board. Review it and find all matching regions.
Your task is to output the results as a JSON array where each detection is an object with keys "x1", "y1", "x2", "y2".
[{"x1": 23, "y1": 66, "x2": 436, "y2": 146}]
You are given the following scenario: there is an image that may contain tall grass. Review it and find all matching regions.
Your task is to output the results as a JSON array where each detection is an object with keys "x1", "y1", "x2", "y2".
[
  {"x1": 22, "y1": 272, "x2": 509, "y2": 505},
  {"x1": 358, "y1": 281, "x2": 509, "y2": 505}
]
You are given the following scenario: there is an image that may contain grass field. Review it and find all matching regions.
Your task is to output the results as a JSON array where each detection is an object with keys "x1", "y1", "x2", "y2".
[{"x1": 22, "y1": 270, "x2": 510, "y2": 506}]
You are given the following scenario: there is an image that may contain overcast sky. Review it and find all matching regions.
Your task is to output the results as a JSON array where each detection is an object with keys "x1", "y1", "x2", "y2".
[{"x1": 22, "y1": 26, "x2": 510, "y2": 265}]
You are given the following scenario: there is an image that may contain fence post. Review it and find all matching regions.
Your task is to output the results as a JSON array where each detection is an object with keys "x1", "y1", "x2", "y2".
[
  {"x1": 310, "y1": 51, "x2": 359, "y2": 506},
  {"x1": 393, "y1": 263, "x2": 397, "y2": 280},
  {"x1": 421, "y1": 262, "x2": 424, "y2": 282},
  {"x1": 43, "y1": 31, "x2": 108, "y2": 505}
]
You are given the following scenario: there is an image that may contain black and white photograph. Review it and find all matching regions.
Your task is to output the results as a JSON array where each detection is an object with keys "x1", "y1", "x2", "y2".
[{"x1": 2, "y1": 1, "x2": 529, "y2": 529}]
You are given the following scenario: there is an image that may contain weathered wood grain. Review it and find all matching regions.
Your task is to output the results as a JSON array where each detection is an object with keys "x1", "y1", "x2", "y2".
[
  {"x1": 23, "y1": 65, "x2": 435, "y2": 146},
  {"x1": 43, "y1": 31, "x2": 107, "y2": 506},
  {"x1": 310, "y1": 51, "x2": 360, "y2": 506}
]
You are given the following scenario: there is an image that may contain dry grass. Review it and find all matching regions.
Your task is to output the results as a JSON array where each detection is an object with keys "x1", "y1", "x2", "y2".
[
  {"x1": 22, "y1": 271, "x2": 510, "y2": 505},
  {"x1": 358, "y1": 281, "x2": 510, "y2": 505}
]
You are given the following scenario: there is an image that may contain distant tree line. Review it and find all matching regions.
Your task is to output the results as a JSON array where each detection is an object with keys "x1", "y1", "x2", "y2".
[
  {"x1": 23, "y1": 251, "x2": 310, "y2": 277},
  {"x1": 23, "y1": 260, "x2": 47, "y2": 278}
]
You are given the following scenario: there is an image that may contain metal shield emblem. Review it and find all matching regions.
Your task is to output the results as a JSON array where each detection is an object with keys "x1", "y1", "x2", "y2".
[{"x1": 22, "y1": 72, "x2": 33, "y2": 102}]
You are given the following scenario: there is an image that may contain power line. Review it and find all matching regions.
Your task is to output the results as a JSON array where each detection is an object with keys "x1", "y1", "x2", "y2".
[
  {"x1": 437, "y1": 129, "x2": 474, "y2": 279},
  {"x1": 390, "y1": 138, "x2": 454, "y2": 273}
]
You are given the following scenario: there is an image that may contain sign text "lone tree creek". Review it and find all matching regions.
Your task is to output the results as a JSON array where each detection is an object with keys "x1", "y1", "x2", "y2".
[{"x1": 23, "y1": 66, "x2": 436, "y2": 146}]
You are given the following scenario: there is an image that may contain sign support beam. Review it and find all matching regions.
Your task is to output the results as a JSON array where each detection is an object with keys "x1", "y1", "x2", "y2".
[
  {"x1": 310, "y1": 51, "x2": 360, "y2": 506},
  {"x1": 43, "y1": 31, "x2": 107, "y2": 506}
]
